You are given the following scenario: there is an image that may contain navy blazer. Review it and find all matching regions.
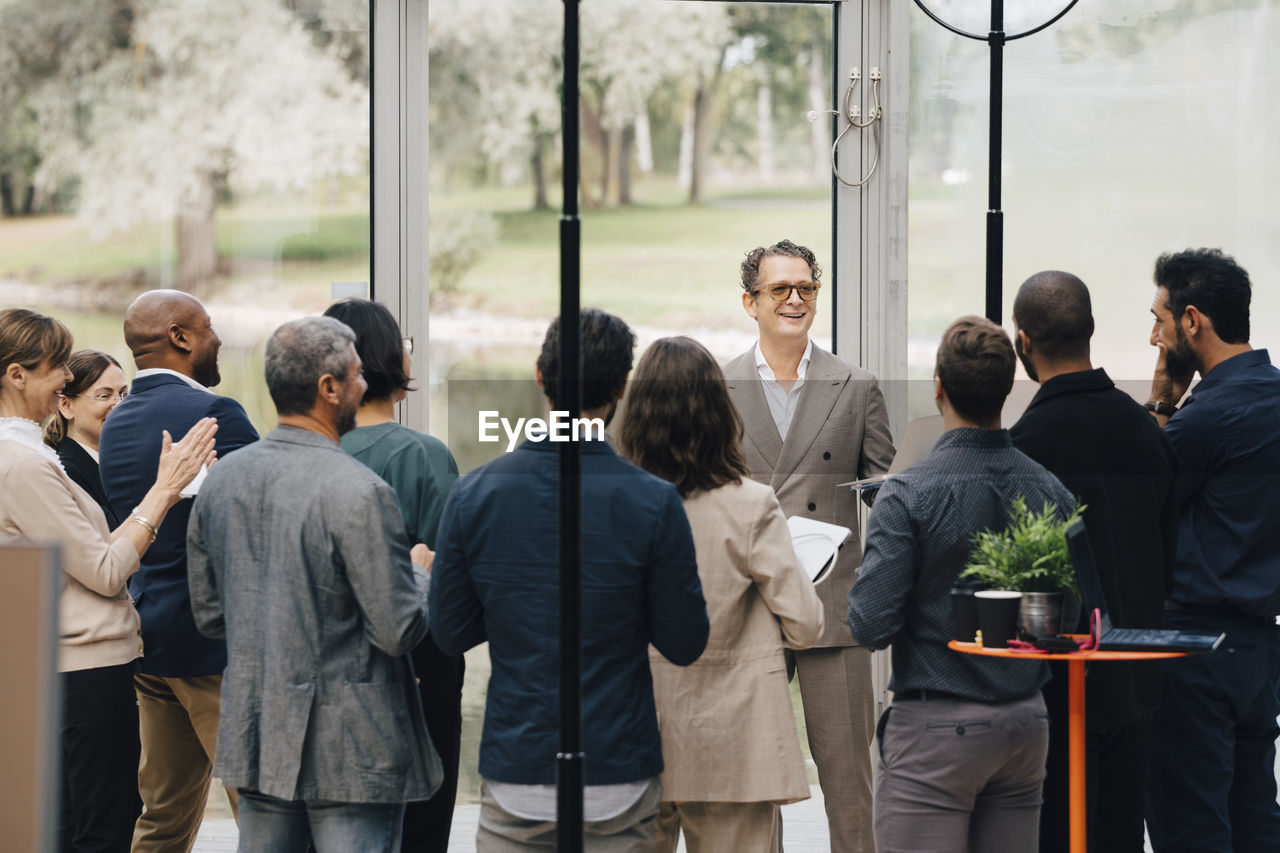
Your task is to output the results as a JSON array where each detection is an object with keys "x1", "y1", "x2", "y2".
[
  {"x1": 430, "y1": 438, "x2": 709, "y2": 785},
  {"x1": 99, "y1": 372, "x2": 259, "y2": 677}
]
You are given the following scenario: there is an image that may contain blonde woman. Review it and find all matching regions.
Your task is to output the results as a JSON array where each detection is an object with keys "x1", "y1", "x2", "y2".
[
  {"x1": 0, "y1": 308, "x2": 215, "y2": 852},
  {"x1": 619, "y1": 336, "x2": 823, "y2": 852}
]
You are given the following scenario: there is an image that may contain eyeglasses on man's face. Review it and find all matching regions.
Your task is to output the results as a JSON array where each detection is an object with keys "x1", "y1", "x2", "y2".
[{"x1": 753, "y1": 281, "x2": 821, "y2": 303}]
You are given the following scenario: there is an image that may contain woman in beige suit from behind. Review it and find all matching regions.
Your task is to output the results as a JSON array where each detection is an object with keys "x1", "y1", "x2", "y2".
[{"x1": 619, "y1": 336, "x2": 824, "y2": 853}]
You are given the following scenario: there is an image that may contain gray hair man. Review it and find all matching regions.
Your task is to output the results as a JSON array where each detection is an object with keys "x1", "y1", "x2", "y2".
[{"x1": 188, "y1": 316, "x2": 439, "y2": 851}]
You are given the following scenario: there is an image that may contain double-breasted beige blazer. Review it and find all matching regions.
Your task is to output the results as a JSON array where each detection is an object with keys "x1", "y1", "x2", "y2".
[
  {"x1": 649, "y1": 478, "x2": 824, "y2": 803},
  {"x1": 724, "y1": 345, "x2": 896, "y2": 648}
]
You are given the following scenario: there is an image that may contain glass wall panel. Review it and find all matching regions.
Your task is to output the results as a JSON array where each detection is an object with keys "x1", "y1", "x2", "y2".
[
  {"x1": 0, "y1": 0, "x2": 371, "y2": 434},
  {"x1": 428, "y1": 0, "x2": 835, "y2": 472},
  {"x1": 428, "y1": 0, "x2": 837, "y2": 810},
  {"x1": 908, "y1": 0, "x2": 1280, "y2": 415}
]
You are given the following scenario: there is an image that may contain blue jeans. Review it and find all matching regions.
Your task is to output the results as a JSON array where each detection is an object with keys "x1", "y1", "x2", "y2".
[
  {"x1": 1146, "y1": 610, "x2": 1280, "y2": 853},
  {"x1": 236, "y1": 789, "x2": 405, "y2": 853}
]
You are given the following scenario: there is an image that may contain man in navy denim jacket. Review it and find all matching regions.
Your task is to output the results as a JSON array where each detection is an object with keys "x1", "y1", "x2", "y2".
[
  {"x1": 430, "y1": 309, "x2": 709, "y2": 851},
  {"x1": 1143, "y1": 248, "x2": 1280, "y2": 853}
]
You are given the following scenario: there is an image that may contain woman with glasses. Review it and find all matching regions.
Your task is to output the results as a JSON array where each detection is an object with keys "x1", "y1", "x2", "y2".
[
  {"x1": 322, "y1": 298, "x2": 463, "y2": 852},
  {"x1": 0, "y1": 308, "x2": 215, "y2": 853},
  {"x1": 618, "y1": 336, "x2": 824, "y2": 852},
  {"x1": 44, "y1": 350, "x2": 130, "y2": 527}
]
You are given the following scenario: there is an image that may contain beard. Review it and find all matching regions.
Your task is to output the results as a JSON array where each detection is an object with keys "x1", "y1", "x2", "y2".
[
  {"x1": 1164, "y1": 326, "x2": 1200, "y2": 384},
  {"x1": 194, "y1": 352, "x2": 221, "y2": 388},
  {"x1": 1014, "y1": 335, "x2": 1039, "y2": 382},
  {"x1": 335, "y1": 403, "x2": 358, "y2": 436}
]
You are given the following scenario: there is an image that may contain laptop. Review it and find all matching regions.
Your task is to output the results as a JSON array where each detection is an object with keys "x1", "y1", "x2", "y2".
[
  {"x1": 839, "y1": 414, "x2": 944, "y2": 491},
  {"x1": 1066, "y1": 520, "x2": 1224, "y2": 654}
]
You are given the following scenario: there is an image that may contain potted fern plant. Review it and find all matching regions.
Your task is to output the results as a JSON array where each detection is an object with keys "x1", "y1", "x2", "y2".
[{"x1": 960, "y1": 497, "x2": 1085, "y2": 637}]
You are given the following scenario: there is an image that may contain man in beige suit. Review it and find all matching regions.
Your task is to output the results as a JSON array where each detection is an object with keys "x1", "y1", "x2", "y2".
[{"x1": 724, "y1": 239, "x2": 896, "y2": 853}]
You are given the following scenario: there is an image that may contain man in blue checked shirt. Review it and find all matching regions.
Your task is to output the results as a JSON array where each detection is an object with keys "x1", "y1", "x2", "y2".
[{"x1": 848, "y1": 315, "x2": 1075, "y2": 853}]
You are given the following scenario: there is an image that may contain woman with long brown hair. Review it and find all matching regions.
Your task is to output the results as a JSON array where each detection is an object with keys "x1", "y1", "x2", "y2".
[
  {"x1": 0, "y1": 308, "x2": 215, "y2": 852},
  {"x1": 44, "y1": 350, "x2": 129, "y2": 527},
  {"x1": 619, "y1": 336, "x2": 823, "y2": 852}
]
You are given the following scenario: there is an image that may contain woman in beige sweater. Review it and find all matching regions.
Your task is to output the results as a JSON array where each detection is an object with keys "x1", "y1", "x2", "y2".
[
  {"x1": 0, "y1": 308, "x2": 215, "y2": 853},
  {"x1": 620, "y1": 336, "x2": 824, "y2": 853}
]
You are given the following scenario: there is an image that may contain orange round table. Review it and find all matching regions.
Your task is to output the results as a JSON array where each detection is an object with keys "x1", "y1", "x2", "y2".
[{"x1": 947, "y1": 638, "x2": 1184, "y2": 853}]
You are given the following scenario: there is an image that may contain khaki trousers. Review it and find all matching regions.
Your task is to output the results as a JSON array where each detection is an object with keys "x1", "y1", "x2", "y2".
[
  {"x1": 655, "y1": 801, "x2": 781, "y2": 853},
  {"x1": 476, "y1": 781, "x2": 659, "y2": 853},
  {"x1": 792, "y1": 645, "x2": 876, "y2": 853},
  {"x1": 132, "y1": 674, "x2": 239, "y2": 853}
]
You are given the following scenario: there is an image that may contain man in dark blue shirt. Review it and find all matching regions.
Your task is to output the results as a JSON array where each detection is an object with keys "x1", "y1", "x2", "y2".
[
  {"x1": 1143, "y1": 248, "x2": 1280, "y2": 853},
  {"x1": 849, "y1": 316, "x2": 1074, "y2": 853},
  {"x1": 430, "y1": 309, "x2": 709, "y2": 850}
]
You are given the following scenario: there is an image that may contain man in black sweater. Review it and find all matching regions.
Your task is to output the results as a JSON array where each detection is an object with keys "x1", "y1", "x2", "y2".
[{"x1": 1009, "y1": 270, "x2": 1178, "y2": 853}]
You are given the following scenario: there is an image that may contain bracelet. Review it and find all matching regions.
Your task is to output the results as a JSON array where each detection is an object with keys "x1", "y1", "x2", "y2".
[
  {"x1": 1144, "y1": 400, "x2": 1178, "y2": 417},
  {"x1": 129, "y1": 513, "x2": 159, "y2": 542}
]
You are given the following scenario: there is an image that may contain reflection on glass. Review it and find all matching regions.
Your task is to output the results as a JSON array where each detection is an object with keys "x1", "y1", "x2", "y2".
[
  {"x1": 428, "y1": 0, "x2": 835, "y2": 470},
  {"x1": 0, "y1": 0, "x2": 371, "y2": 434},
  {"x1": 908, "y1": 1, "x2": 1280, "y2": 419}
]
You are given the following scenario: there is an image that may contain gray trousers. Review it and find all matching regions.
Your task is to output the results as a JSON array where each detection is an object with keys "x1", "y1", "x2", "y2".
[{"x1": 873, "y1": 692, "x2": 1049, "y2": 853}]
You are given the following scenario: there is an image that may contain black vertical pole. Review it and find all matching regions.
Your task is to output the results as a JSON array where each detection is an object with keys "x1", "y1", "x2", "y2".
[
  {"x1": 556, "y1": 1, "x2": 584, "y2": 851},
  {"x1": 985, "y1": 0, "x2": 1005, "y2": 324}
]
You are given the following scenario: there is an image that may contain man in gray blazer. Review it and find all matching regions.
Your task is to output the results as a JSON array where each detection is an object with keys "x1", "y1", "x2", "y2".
[
  {"x1": 724, "y1": 239, "x2": 895, "y2": 853},
  {"x1": 188, "y1": 316, "x2": 441, "y2": 851}
]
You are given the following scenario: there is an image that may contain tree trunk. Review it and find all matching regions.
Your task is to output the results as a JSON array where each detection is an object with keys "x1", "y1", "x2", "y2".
[
  {"x1": 176, "y1": 170, "x2": 219, "y2": 292},
  {"x1": 617, "y1": 124, "x2": 634, "y2": 206},
  {"x1": 634, "y1": 111, "x2": 653, "y2": 174},
  {"x1": 677, "y1": 105, "x2": 695, "y2": 189},
  {"x1": 0, "y1": 174, "x2": 13, "y2": 217},
  {"x1": 599, "y1": 127, "x2": 614, "y2": 207},
  {"x1": 689, "y1": 52, "x2": 725, "y2": 206},
  {"x1": 690, "y1": 82, "x2": 712, "y2": 204},
  {"x1": 757, "y1": 72, "x2": 774, "y2": 182},
  {"x1": 807, "y1": 47, "x2": 830, "y2": 185},
  {"x1": 579, "y1": 94, "x2": 608, "y2": 210},
  {"x1": 531, "y1": 132, "x2": 550, "y2": 211}
]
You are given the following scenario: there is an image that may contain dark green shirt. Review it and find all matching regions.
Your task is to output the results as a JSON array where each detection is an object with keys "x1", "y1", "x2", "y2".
[{"x1": 341, "y1": 422, "x2": 459, "y2": 549}]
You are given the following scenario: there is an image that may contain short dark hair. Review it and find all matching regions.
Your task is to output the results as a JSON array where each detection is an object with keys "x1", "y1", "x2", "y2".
[
  {"x1": 265, "y1": 317, "x2": 358, "y2": 416},
  {"x1": 740, "y1": 239, "x2": 822, "y2": 293},
  {"x1": 1154, "y1": 248, "x2": 1251, "y2": 344},
  {"x1": 1012, "y1": 271, "x2": 1094, "y2": 361},
  {"x1": 322, "y1": 299, "x2": 412, "y2": 402},
  {"x1": 935, "y1": 315, "x2": 1015, "y2": 423},
  {"x1": 44, "y1": 350, "x2": 123, "y2": 448},
  {"x1": 618, "y1": 337, "x2": 749, "y2": 498},
  {"x1": 535, "y1": 308, "x2": 635, "y2": 410}
]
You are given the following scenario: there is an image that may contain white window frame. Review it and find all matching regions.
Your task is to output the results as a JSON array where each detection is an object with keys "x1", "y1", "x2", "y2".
[
  {"x1": 381, "y1": 0, "x2": 909, "y2": 712},
  {"x1": 380, "y1": 0, "x2": 909, "y2": 435},
  {"x1": 373, "y1": 0, "x2": 430, "y2": 431}
]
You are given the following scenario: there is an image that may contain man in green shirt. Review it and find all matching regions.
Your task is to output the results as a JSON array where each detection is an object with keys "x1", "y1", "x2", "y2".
[{"x1": 326, "y1": 299, "x2": 461, "y2": 853}]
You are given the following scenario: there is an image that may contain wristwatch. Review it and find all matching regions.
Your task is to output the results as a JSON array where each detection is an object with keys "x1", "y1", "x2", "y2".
[{"x1": 1144, "y1": 400, "x2": 1178, "y2": 416}]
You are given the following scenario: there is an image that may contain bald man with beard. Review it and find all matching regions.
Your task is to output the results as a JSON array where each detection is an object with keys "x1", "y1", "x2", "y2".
[
  {"x1": 99, "y1": 290, "x2": 259, "y2": 853},
  {"x1": 1008, "y1": 272, "x2": 1177, "y2": 853}
]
